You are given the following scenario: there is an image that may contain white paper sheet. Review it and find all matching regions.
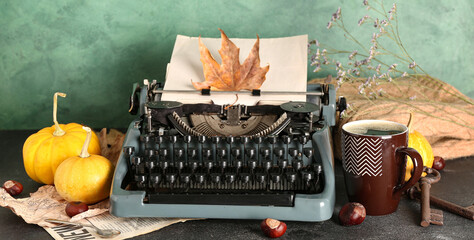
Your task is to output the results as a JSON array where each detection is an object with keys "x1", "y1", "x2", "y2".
[{"x1": 162, "y1": 34, "x2": 308, "y2": 105}]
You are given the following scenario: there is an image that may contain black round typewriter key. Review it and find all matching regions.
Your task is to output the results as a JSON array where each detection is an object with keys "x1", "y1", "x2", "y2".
[
  {"x1": 174, "y1": 148, "x2": 185, "y2": 159},
  {"x1": 231, "y1": 147, "x2": 241, "y2": 158},
  {"x1": 274, "y1": 148, "x2": 284, "y2": 158},
  {"x1": 145, "y1": 149, "x2": 155, "y2": 158},
  {"x1": 299, "y1": 135, "x2": 309, "y2": 145},
  {"x1": 159, "y1": 160, "x2": 169, "y2": 170},
  {"x1": 218, "y1": 160, "x2": 228, "y2": 169},
  {"x1": 255, "y1": 172, "x2": 267, "y2": 184},
  {"x1": 134, "y1": 174, "x2": 147, "y2": 188},
  {"x1": 226, "y1": 136, "x2": 235, "y2": 144},
  {"x1": 217, "y1": 148, "x2": 227, "y2": 159},
  {"x1": 303, "y1": 148, "x2": 314, "y2": 159},
  {"x1": 195, "y1": 172, "x2": 206, "y2": 184},
  {"x1": 131, "y1": 156, "x2": 143, "y2": 166},
  {"x1": 286, "y1": 171, "x2": 297, "y2": 183},
  {"x1": 248, "y1": 159, "x2": 258, "y2": 170},
  {"x1": 239, "y1": 172, "x2": 251, "y2": 184},
  {"x1": 211, "y1": 173, "x2": 221, "y2": 184},
  {"x1": 189, "y1": 159, "x2": 200, "y2": 171},
  {"x1": 155, "y1": 136, "x2": 164, "y2": 145},
  {"x1": 233, "y1": 159, "x2": 243, "y2": 169},
  {"x1": 188, "y1": 148, "x2": 197, "y2": 158},
  {"x1": 313, "y1": 164, "x2": 322, "y2": 174},
  {"x1": 198, "y1": 136, "x2": 207, "y2": 143},
  {"x1": 267, "y1": 135, "x2": 277, "y2": 144},
  {"x1": 292, "y1": 160, "x2": 304, "y2": 170},
  {"x1": 262, "y1": 160, "x2": 272, "y2": 171},
  {"x1": 146, "y1": 160, "x2": 157, "y2": 171},
  {"x1": 123, "y1": 146, "x2": 135, "y2": 156},
  {"x1": 202, "y1": 148, "x2": 212, "y2": 159},
  {"x1": 183, "y1": 135, "x2": 193, "y2": 143},
  {"x1": 254, "y1": 136, "x2": 263, "y2": 144},
  {"x1": 212, "y1": 136, "x2": 221, "y2": 144},
  {"x1": 289, "y1": 148, "x2": 299, "y2": 158},
  {"x1": 169, "y1": 135, "x2": 178, "y2": 144},
  {"x1": 203, "y1": 160, "x2": 214, "y2": 170},
  {"x1": 166, "y1": 172, "x2": 177, "y2": 184},
  {"x1": 149, "y1": 173, "x2": 162, "y2": 187},
  {"x1": 140, "y1": 134, "x2": 152, "y2": 143},
  {"x1": 159, "y1": 148, "x2": 169, "y2": 158},
  {"x1": 180, "y1": 172, "x2": 191, "y2": 184},
  {"x1": 271, "y1": 173, "x2": 281, "y2": 183},
  {"x1": 241, "y1": 136, "x2": 250, "y2": 144},
  {"x1": 302, "y1": 171, "x2": 314, "y2": 182},
  {"x1": 225, "y1": 172, "x2": 236, "y2": 183},
  {"x1": 176, "y1": 160, "x2": 186, "y2": 171},
  {"x1": 278, "y1": 159, "x2": 288, "y2": 169},
  {"x1": 260, "y1": 147, "x2": 271, "y2": 159},
  {"x1": 246, "y1": 148, "x2": 256, "y2": 159},
  {"x1": 281, "y1": 135, "x2": 291, "y2": 144}
]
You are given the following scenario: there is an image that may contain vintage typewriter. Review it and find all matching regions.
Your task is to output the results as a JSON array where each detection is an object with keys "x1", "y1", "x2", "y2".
[{"x1": 110, "y1": 34, "x2": 346, "y2": 221}]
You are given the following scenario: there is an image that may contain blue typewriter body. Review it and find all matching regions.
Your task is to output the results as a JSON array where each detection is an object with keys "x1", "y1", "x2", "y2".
[{"x1": 110, "y1": 81, "x2": 344, "y2": 222}]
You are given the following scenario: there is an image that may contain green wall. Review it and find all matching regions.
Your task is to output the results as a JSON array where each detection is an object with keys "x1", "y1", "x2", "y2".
[{"x1": 1, "y1": 0, "x2": 473, "y2": 130}]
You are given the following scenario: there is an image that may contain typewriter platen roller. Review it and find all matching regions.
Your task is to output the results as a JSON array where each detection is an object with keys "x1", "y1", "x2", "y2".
[{"x1": 110, "y1": 80, "x2": 346, "y2": 222}]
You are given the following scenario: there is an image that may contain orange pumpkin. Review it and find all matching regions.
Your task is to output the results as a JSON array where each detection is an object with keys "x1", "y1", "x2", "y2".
[
  {"x1": 54, "y1": 126, "x2": 113, "y2": 204},
  {"x1": 405, "y1": 113, "x2": 434, "y2": 181},
  {"x1": 23, "y1": 92, "x2": 101, "y2": 185}
]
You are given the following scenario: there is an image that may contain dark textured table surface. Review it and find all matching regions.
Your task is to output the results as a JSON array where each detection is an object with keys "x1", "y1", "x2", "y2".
[{"x1": 1, "y1": 130, "x2": 473, "y2": 240}]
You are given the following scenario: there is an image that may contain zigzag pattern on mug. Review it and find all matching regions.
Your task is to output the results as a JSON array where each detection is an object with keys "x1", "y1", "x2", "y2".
[{"x1": 343, "y1": 134, "x2": 383, "y2": 177}]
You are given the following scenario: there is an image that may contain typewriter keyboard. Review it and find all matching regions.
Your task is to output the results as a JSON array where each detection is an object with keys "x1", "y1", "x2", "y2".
[{"x1": 122, "y1": 134, "x2": 324, "y2": 207}]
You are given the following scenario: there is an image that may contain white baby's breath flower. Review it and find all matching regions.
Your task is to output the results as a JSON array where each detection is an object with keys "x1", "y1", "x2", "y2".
[
  {"x1": 349, "y1": 50, "x2": 358, "y2": 60},
  {"x1": 363, "y1": 0, "x2": 368, "y2": 6},
  {"x1": 388, "y1": 64, "x2": 398, "y2": 71},
  {"x1": 401, "y1": 72, "x2": 408, "y2": 77},
  {"x1": 409, "y1": 61, "x2": 417, "y2": 69},
  {"x1": 375, "y1": 64, "x2": 381, "y2": 73},
  {"x1": 358, "y1": 15, "x2": 369, "y2": 26},
  {"x1": 327, "y1": 21, "x2": 333, "y2": 29}
]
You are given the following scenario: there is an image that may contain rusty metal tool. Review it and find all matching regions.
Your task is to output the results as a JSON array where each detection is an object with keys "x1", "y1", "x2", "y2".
[{"x1": 408, "y1": 167, "x2": 443, "y2": 227}]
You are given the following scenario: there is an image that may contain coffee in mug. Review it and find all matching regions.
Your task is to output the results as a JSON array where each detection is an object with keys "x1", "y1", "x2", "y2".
[{"x1": 342, "y1": 120, "x2": 424, "y2": 215}]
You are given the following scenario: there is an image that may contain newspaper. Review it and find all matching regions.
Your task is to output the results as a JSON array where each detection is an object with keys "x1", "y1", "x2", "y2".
[
  {"x1": 44, "y1": 213, "x2": 190, "y2": 240},
  {"x1": 1, "y1": 186, "x2": 194, "y2": 239}
]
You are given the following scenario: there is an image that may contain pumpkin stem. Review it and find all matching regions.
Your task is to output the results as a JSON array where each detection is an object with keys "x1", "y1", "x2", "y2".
[
  {"x1": 79, "y1": 126, "x2": 92, "y2": 158},
  {"x1": 52, "y1": 92, "x2": 67, "y2": 136},
  {"x1": 407, "y1": 111, "x2": 414, "y2": 133}
]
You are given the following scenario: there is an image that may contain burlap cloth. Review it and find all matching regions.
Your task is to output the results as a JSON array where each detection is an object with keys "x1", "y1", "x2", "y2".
[{"x1": 310, "y1": 76, "x2": 474, "y2": 161}]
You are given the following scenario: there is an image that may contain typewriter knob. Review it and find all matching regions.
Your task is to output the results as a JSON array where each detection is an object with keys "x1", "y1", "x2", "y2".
[
  {"x1": 262, "y1": 160, "x2": 272, "y2": 171},
  {"x1": 180, "y1": 172, "x2": 191, "y2": 184},
  {"x1": 267, "y1": 136, "x2": 277, "y2": 144},
  {"x1": 166, "y1": 173, "x2": 177, "y2": 185},
  {"x1": 255, "y1": 172, "x2": 267, "y2": 184},
  {"x1": 302, "y1": 170, "x2": 314, "y2": 182},
  {"x1": 134, "y1": 174, "x2": 147, "y2": 188},
  {"x1": 292, "y1": 160, "x2": 304, "y2": 171},
  {"x1": 189, "y1": 160, "x2": 200, "y2": 171},
  {"x1": 188, "y1": 148, "x2": 197, "y2": 158},
  {"x1": 225, "y1": 172, "x2": 236, "y2": 184},
  {"x1": 241, "y1": 136, "x2": 250, "y2": 144},
  {"x1": 234, "y1": 159, "x2": 243, "y2": 169},
  {"x1": 149, "y1": 173, "x2": 162, "y2": 186},
  {"x1": 176, "y1": 160, "x2": 185, "y2": 170},
  {"x1": 146, "y1": 160, "x2": 157, "y2": 171},
  {"x1": 271, "y1": 173, "x2": 282, "y2": 184},
  {"x1": 299, "y1": 135, "x2": 309, "y2": 145},
  {"x1": 248, "y1": 159, "x2": 258, "y2": 170},
  {"x1": 195, "y1": 172, "x2": 206, "y2": 184},
  {"x1": 286, "y1": 171, "x2": 297, "y2": 183},
  {"x1": 174, "y1": 148, "x2": 185, "y2": 159}
]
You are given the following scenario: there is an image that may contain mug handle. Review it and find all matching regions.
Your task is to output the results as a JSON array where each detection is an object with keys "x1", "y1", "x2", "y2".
[{"x1": 393, "y1": 147, "x2": 424, "y2": 197}]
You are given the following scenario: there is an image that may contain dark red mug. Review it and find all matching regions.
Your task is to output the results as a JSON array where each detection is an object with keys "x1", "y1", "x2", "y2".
[{"x1": 342, "y1": 120, "x2": 424, "y2": 215}]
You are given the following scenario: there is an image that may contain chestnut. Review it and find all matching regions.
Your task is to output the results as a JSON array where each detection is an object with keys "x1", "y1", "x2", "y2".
[
  {"x1": 339, "y1": 202, "x2": 366, "y2": 226},
  {"x1": 65, "y1": 202, "x2": 89, "y2": 217},
  {"x1": 3, "y1": 180, "x2": 23, "y2": 196},
  {"x1": 432, "y1": 156, "x2": 445, "y2": 171},
  {"x1": 260, "y1": 218, "x2": 287, "y2": 238}
]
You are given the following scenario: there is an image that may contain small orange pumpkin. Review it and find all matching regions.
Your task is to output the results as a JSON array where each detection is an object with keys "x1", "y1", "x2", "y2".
[
  {"x1": 54, "y1": 126, "x2": 113, "y2": 204},
  {"x1": 405, "y1": 112, "x2": 434, "y2": 181},
  {"x1": 23, "y1": 92, "x2": 101, "y2": 185}
]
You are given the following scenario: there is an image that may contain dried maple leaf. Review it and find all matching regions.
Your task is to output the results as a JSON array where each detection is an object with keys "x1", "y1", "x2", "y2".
[{"x1": 192, "y1": 28, "x2": 270, "y2": 91}]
